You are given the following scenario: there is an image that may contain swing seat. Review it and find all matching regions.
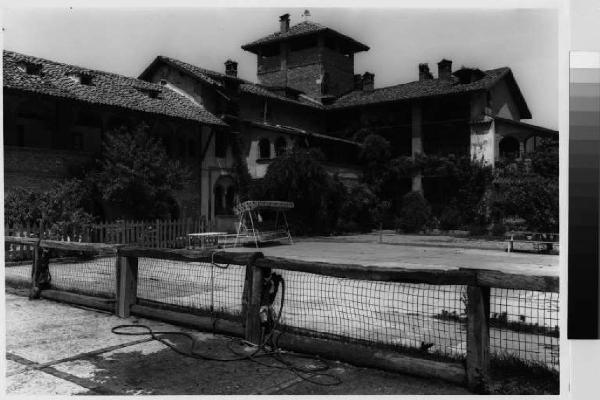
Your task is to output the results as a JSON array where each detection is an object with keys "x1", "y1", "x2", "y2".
[{"x1": 233, "y1": 201, "x2": 294, "y2": 248}]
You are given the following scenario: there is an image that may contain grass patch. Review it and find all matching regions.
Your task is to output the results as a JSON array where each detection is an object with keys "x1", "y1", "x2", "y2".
[{"x1": 488, "y1": 353, "x2": 559, "y2": 395}]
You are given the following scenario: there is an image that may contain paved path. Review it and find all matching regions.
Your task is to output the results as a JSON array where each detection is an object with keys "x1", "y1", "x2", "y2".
[
  {"x1": 4, "y1": 292, "x2": 470, "y2": 395},
  {"x1": 227, "y1": 237, "x2": 559, "y2": 277}
]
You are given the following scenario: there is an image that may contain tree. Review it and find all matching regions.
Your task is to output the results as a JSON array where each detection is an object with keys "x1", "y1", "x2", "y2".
[
  {"x1": 257, "y1": 148, "x2": 344, "y2": 235},
  {"x1": 91, "y1": 124, "x2": 190, "y2": 220}
]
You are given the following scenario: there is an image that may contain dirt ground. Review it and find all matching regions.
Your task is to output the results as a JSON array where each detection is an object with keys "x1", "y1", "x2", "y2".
[
  {"x1": 227, "y1": 233, "x2": 559, "y2": 276},
  {"x1": 4, "y1": 292, "x2": 471, "y2": 395}
]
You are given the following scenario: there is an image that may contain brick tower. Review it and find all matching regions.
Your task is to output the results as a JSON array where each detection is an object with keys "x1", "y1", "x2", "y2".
[{"x1": 241, "y1": 14, "x2": 369, "y2": 100}]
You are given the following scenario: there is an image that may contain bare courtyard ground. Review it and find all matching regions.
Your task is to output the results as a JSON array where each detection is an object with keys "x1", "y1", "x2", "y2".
[
  {"x1": 4, "y1": 292, "x2": 470, "y2": 395},
  {"x1": 227, "y1": 233, "x2": 559, "y2": 276}
]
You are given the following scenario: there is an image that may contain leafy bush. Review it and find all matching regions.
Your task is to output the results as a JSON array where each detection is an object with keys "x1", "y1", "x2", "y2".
[
  {"x1": 396, "y1": 191, "x2": 432, "y2": 233},
  {"x1": 90, "y1": 124, "x2": 190, "y2": 220},
  {"x1": 439, "y1": 205, "x2": 463, "y2": 230},
  {"x1": 4, "y1": 180, "x2": 95, "y2": 239},
  {"x1": 337, "y1": 184, "x2": 378, "y2": 233}
]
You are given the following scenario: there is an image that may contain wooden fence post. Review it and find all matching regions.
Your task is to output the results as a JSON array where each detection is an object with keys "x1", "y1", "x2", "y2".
[
  {"x1": 466, "y1": 284, "x2": 491, "y2": 392},
  {"x1": 115, "y1": 255, "x2": 138, "y2": 318},
  {"x1": 244, "y1": 255, "x2": 268, "y2": 345}
]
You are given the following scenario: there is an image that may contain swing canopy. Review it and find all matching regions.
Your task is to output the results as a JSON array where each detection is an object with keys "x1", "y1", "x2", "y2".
[
  {"x1": 233, "y1": 201, "x2": 294, "y2": 215},
  {"x1": 232, "y1": 200, "x2": 294, "y2": 248}
]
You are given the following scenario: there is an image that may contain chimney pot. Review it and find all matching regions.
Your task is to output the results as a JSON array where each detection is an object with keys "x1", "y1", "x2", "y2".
[
  {"x1": 437, "y1": 59, "x2": 452, "y2": 80},
  {"x1": 279, "y1": 13, "x2": 290, "y2": 33},
  {"x1": 353, "y1": 74, "x2": 363, "y2": 90},
  {"x1": 362, "y1": 72, "x2": 374, "y2": 91},
  {"x1": 224, "y1": 59, "x2": 238, "y2": 77},
  {"x1": 419, "y1": 63, "x2": 433, "y2": 81}
]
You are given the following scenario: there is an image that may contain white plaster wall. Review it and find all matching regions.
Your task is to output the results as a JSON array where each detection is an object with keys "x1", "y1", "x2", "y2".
[{"x1": 470, "y1": 121, "x2": 495, "y2": 166}]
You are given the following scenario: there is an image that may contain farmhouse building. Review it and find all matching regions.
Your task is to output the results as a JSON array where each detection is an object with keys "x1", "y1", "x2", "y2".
[{"x1": 3, "y1": 13, "x2": 557, "y2": 230}]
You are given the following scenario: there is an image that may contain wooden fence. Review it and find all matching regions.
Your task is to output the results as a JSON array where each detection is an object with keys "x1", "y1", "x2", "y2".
[
  {"x1": 4, "y1": 236, "x2": 559, "y2": 391},
  {"x1": 4, "y1": 217, "x2": 206, "y2": 261}
]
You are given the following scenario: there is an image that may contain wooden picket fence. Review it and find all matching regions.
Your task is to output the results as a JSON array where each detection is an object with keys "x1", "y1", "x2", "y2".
[
  {"x1": 89, "y1": 217, "x2": 206, "y2": 248},
  {"x1": 4, "y1": 216, "x2": 207, "y2": 261}
]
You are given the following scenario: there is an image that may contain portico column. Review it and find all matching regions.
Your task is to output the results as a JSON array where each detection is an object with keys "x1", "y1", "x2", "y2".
[{"x1": 411, "y1": 102, "x2": 423, "y2": 193}]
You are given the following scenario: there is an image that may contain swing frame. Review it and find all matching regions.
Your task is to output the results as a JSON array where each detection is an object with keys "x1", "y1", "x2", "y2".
[{"x1": 233, "y1": 201, "x2": 294, "y2": 248}]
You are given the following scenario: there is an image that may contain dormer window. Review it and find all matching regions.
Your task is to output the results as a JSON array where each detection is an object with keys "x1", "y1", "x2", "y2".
[
  {"x1": 17, "y1": 61, "x2": 42, "y2": 76},
  {"x1": 136, "y1": 87, "x2": 162, "y2": 99},
  {"x1": 66, "y1": 72, "x2": 94, "y2": 85}
]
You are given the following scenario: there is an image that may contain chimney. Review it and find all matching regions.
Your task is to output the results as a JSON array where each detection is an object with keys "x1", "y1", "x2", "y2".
[
  {"x1": 362, "y1": 72, "x2": 374, "y2": 91},
  {"x1": 419, "y1": 63, "x2": 433, "y2": 81},
  {"x1": 279, "y1": 13, "x2": 290, "y2": 33},
  {"x1": 353, "y1": 74, "x2": 363, "y2": 90},
  {"x1": 437, "y1": 59, "x2": 452, "y2": 80},
  {"x1": 224, "y1": 59, "x2": 238, "y2": 77}
]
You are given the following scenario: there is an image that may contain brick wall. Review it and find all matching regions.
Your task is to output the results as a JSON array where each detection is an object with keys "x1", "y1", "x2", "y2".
[{"x1": 4, "y1": 146, "x2": 93, "y2": 192}]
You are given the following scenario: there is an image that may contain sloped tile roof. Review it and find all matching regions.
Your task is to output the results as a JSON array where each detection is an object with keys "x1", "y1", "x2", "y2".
[
  {"x1": 3, "y1": 50, "x2": 226, "y2": 126},
  {"x1": 330, "y1": 67, "x2": 513, "y2": 108},
  {"x1": 139, "y1": 55, "x2": 530, "y2": 118},
  {"x1": 241, "y1": 21, "x2": 369, "y2": 53},
  {"x1": 145, "y1": 55, "x2": 324, "y2": 109}
]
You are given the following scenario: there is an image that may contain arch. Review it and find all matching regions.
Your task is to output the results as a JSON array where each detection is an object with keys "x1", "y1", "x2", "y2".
[
  {"x1": 499, "y1": 136, "x2": 520, "y2": 160},
  {"x1": 274, "y1": 136, "x2": 288, "y2": 157},
  {"x1": 214, "y1": 175, "x2": 236, "y2": 216},
  {"x1": 258, "y1": 138, "x2": 271, "y2": 159}
]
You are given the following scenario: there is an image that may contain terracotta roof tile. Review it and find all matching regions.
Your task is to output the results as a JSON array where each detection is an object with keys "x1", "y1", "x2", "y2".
[
  {"x1": 241, "y1": 21, "x2": 369, "y2": 53},
  {"x1": 329, "y1": 68, "x2": 512, "y2": 109},
  {"x1": 3, "y1": 50, "x2": 226, "y2": 126}
]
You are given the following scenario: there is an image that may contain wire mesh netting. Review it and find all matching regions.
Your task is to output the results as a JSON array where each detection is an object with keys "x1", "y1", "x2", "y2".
[
  {"x1": 4, "y1": 263, "x2": 32, "y2": 288},
  {"x1": 4, "y1": 250, "x2": 116, "y2": 299},
  {"x1": 136, "y1": 257, "x2": 246, "y2": 321},
  {"x1": 490, "y1": 288, "x2": 559, "y2": 370},
  {"x1": 272, "y1": 269, "x2": 468, "y2": 361},
  {"x1": 48, "y1": 252, "x2": 116, "y2": 298}
]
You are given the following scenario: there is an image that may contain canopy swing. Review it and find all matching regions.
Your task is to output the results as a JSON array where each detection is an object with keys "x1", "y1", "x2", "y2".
[{"x1": 233, "y1": 201, "x2": 294, "y2": 248}]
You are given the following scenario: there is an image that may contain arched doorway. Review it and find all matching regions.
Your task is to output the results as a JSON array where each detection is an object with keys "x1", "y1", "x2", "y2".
[
  {"x1": 214, "y1": 175, "x2": 236, "y2": 216},
  {"x1": 213, "y1": 175, "x2": 238, "y2": 233},
  {"x1": 499, "y1": 136, "x2": 520, "y2": 160}
]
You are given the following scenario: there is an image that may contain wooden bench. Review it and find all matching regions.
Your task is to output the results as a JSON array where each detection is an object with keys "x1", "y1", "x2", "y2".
[{"x1": 505, "y1": 232, "x2": 559, "y2": 253}]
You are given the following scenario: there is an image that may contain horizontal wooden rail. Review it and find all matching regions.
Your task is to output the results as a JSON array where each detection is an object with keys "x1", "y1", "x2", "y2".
[
  {"x1": 254, "y1": 257, "x2": 559, "y2": 293},
  {"x1": 5, "y1": 236, "x2": 118, "y2": 253},
  {"x1": 255, "y1": 256, "x2": 478, "y2": 285},
  {"x1": 118, "y1": 246, "x2": 262, "y2": 265}
]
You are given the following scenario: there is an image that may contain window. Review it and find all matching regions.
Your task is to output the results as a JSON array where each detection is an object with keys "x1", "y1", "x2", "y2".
[
  {"x1": 258, "y1": 138, "x2": 271, "y2": 159},
  {"x1": 188, "y1": 139, "x2": 196, "y2": 157},
  {"x1": 17, "y1": 61, "x2": 42, "y2": 76},
  {"x1": 275, "y1": 137, "x2": 287, "y2": 157},
  {"x1": 72, "y1": 132, "x2": 83, "y2": 150},
  {"x1": 178, "y1": 138, "x2": 186, "y2": 157},
  {"x1": 67, "y1": 72, "x2": 94, "y2": 85},
  {"x1": 16, "y1": 125, "x2": 25, "y2": 147},
  {"x1": 260, "y1": 101, "x2": 272, "y2": 122},
  {"x1": 215, "y1": 131, "x2": 228, "y2": 158}
]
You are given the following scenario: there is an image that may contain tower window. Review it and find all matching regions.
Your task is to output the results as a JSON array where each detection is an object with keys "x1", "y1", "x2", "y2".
[{"x1": 258, "y1": 138, "x2": 271, "y2": 159}]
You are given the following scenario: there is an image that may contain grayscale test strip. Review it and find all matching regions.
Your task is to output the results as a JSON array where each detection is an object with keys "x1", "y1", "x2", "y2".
[{"x1": 569, "y1": 52, "x2": 600, "y2": 339}]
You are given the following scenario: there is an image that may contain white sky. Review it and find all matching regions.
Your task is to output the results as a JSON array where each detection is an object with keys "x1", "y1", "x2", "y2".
[{"x1": 3, "y1": 6, "x2": 558, "y2": 130}]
